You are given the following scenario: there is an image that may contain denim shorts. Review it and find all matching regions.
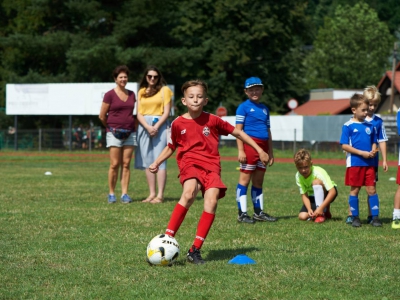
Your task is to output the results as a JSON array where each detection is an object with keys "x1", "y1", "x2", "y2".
[{"x1": 106, "y1": 132, "x2": 137, "y2": 148}]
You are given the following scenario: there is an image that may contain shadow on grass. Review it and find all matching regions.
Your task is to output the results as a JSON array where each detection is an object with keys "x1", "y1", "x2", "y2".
[
  {"x1": 275, "y1": 215, "x2": 297, "y2": 220},
  {"x1": 206, "y1": 247, "x2": 259, "y2": 261}
]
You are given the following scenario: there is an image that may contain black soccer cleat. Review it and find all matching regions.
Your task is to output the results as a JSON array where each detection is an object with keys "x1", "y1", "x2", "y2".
[
  {"x1": 253, "y1": 211, "x2": 277, "y2": 222},
  {"x1": 237, "y1": 212, "x2": 255, "y2": 224},
  {"x1": 187, "y1": 246, "x2": 205, "y2": 265},
  {"x1": 352, "y1": 216, "x2": 362, "y2": 227},
  {"x1": 371, "y1": 216, "x2": 382, "y2": 227}
]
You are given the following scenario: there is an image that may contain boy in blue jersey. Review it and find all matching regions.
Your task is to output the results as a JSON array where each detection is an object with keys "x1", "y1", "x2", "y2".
[
  {"x1": 392, "y1": 108, "x2": 400, "y2": 229},
  {"x1": 345, "y1": 86, "x2": 388, "y2": 224},
  {"x1": 235, "y1": 77, "x2": 276, "y2": 224},
  {"x1": 294, "y1": 149, "x2": 337, "y2": 223},
  {"x1": 340, "y1": 93, "x2": 380, "y2": 227}
]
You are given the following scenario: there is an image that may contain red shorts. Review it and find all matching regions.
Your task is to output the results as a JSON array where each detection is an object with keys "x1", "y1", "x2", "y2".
[
  {"x1": 240, "y1": 137, "x2": 269, "y2": 174},
  {"x1": 397, "y1": 165, "x2": 400, "y2": 184},
  {"x1": 345, "y1": 166, "x2": 376, "y2": 186},
  {"x1": 179, "y1": 165, "x2": 227, "y2": 199}
]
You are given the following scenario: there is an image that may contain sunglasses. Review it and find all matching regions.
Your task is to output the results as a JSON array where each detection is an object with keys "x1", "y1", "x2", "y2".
[{"x1": 147, "y1": 75, "x2": 159, "y2": 80}]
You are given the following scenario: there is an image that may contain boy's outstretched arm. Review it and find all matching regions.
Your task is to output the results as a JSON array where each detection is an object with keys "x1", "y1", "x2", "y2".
[
  {"x1": 231, "y1": 128, "x2": 270, "y2": 166},
  {"x1": 149, "y1": 146, "x2": 175, "y2": 173}
]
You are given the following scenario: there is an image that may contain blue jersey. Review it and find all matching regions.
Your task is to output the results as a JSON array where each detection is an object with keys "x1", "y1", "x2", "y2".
[
  {"x1": 235, "y1": 99, "x2": 270, "y2": 140},
  {"x1": 366, "y1": 114, "x2": 388, "y2": 167},
  {"x1": 340, "y1": 120, "x2": 377, "y2": 167}
]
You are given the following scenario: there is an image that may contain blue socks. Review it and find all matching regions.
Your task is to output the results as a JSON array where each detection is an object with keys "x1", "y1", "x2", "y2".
[
  {"x1": 349, "y1": 195, "x2": 359, "y2": 217},
  {"x1": 251, "y1": 186, "x2": 263, "y2": 215},
  {"x1": 236, "y1": 184, "x2": 248, "y2": 214},
  {"x1": 368, "y1": 194, "x2": 380, "y2": 217},
  {"x1": 236, "y1": 185, "x2": 264, "y2": 215}
]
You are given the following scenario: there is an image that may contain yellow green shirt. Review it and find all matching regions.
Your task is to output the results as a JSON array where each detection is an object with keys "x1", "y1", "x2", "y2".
[
  {"x1": 295, "y1": 166, "x2": 336, "y2": 196},
  {"x1": 138, "y1": 86, "x2": 173, "y2": 116}
]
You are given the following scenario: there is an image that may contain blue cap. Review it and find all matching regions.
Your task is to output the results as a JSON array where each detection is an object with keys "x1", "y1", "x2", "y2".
[{"x1": 244, "y1": 77, "x2": 263, "y2": 89}]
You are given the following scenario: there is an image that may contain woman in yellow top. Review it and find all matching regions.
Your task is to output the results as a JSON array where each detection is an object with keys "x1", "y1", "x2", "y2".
[{"x1": 135, "y1": 66, "x2": 173, "y2": 204}]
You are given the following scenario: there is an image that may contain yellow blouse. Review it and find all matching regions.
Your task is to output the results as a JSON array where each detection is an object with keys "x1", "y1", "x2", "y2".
[{"x1": 138, "y1": 86, "x2": 173, "y2": 116}]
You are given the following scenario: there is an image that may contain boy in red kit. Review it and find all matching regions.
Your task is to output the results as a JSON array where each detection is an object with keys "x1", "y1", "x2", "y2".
[{"x1": 149, "y1": 80, "x2": 270, "y2": 264}]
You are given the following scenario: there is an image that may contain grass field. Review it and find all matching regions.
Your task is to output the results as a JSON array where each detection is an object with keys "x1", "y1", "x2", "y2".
[{"x1": 1, "y1": 150, "x2": 399, "y2": 299}]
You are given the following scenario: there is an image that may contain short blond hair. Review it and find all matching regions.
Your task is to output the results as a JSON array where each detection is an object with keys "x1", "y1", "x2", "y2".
[
  {"x1": 294, "y1": 149, "x2": 312, "y2": 165},
  {"x1": 363, "y1": 85, "x2": 381, "y2": 103}
]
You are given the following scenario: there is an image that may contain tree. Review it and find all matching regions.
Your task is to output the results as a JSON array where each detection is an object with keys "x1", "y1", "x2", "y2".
[
  {"x1": 0, "y1": 0, "x2": 314, "y2": 130},
  {"x1": 305, "y1": 2, "x2": 393, "y2": 89},
  {"x1": 166, "y1": 0, "x2": 312, "y2": 114}
]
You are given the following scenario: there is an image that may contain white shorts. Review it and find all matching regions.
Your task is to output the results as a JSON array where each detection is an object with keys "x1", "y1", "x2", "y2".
[{"x1": 106, "y1": 132, "x2": 137, "y2": 148}]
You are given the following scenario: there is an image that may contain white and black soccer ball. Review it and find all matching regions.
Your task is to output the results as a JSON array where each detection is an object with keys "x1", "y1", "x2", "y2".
[{"x1": 146, "y1": 234, "x2": 180, "y2": 266}]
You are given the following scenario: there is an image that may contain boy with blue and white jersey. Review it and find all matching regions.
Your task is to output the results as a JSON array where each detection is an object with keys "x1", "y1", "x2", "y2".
[
  {"x1": 364, "y1": 86, "x2": 388, "y2": 223},
  {"x1": 391, "y1": 108, "x2": 400, "y2": 229},
  {"x1": 235, "y1": 77, "x2": 276, "y2": 224},
  {"x1": 340, "y1": 93, "x2": 380, "y2": 227},
  {"x1": 346, "y1": 86, "x2": 388, "y2": 224}
]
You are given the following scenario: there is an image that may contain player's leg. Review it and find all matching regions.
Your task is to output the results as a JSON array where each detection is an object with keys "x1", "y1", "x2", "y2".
[
  {"x1": 349, "y1": 186, "x2": 362, "y2": 227},
  {"x1": 365, "y1": 166, "x2": 381, "y2": 227},
  {"x1": 392, "y1": 166, "x2": 400, "y2": 229},
  {"x1": 312, "y1": 179, "x2": 326, "y2": 223},
  {"x1": 251, "y1": 168, "x2": 276, "y2": 222},
  {"x1": 190, "y1": 187, "x2": 219, "y2": 253},
  {"x1": 392, "y1": 185, "x2": 400, "y2": 229},
  {"x1": 299, "y1": 202, "x2": 316, "y2": 221},
  {"x1": 188, "y1": 170, "x2": 224, "y2": 264},
  {"x1": 165, "y1": 178, "x2": 201, "y2": 237},
  {"x1": 366, "y1": 185, "x2": 381, "y2": 227},
  {"x1": 366, "y1": 167, "x2": 378, "y2": 224},
  {"x1": 236, "y1": 171, "x2": 254, "y2": 223}
]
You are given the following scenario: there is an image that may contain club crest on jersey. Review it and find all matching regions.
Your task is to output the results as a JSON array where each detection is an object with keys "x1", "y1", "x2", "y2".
[
  {"x1": 203, "y1": 126, "x2": 210, "y2": 137},
  {"x1": 365, "y1": 127, "x2": 371, "y2": 135}
]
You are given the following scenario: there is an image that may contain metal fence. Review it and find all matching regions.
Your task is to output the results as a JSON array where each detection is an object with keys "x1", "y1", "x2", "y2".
[
  {"x1": 2, "y1": 128, "x2": 399, "y2": 155},
  {"x1": 0, "y1": 127, "x2": 105, "y2": 151}
]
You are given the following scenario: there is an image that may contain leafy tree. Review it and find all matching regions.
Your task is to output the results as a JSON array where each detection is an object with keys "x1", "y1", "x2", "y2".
[
  {"x1": 307, "y1": 0, "x2": 400, "y2": 35},
  {"x1": 305, "y1": 2, "x2": 393, "y2": 89},
  {"x1": 166, "y1": 0, "x2": 312, "y2": 114}
]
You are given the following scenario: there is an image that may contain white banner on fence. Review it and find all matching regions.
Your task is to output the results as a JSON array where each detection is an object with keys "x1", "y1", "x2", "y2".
[
  {"x1": 221, "y1": 115, "x2": 304, "y2": 141},
  {"x1": 6, "y1": 83, "x2": 175, "y2": 116}
]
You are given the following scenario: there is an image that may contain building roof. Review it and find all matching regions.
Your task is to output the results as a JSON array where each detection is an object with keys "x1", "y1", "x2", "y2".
[
  {"x1": 288, "y1": 99, "x2": 350, "y2": 116},
  {"x1": 377, "y1": 70, "x2": 400, "y2": 93}
]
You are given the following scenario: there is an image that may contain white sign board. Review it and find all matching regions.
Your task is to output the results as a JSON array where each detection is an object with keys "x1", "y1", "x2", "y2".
[{"x1": 6, "y1": 83, "x2": 175, "y2": 116}]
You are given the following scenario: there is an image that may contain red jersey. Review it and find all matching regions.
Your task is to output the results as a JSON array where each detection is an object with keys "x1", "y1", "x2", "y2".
[{"x1": 168, "y1": 112, "x2": 235, "y2": 174}]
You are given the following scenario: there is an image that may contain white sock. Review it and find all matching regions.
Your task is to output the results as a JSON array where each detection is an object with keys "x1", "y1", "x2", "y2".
[
  {"x1": 313, "y1": 185, "x2": 324, "y2": 209},
  {"x1": 393, "y1": 209, "x2": 400, "y2": 220},
  {"x1": 239, "y1": 195, "x2": 247, "y2": 213},
  {"x1": 236, "y1": 188, "x2": 247, "y2": 213}
]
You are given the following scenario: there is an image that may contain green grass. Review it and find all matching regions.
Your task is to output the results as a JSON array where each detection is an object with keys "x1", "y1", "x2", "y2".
[{"x1": 1, "y1": 151, "x2": 400, "y2": 299}]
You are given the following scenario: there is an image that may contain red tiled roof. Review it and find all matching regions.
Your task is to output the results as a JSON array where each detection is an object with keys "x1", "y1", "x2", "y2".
[
  {"x1": 377, "y1": 70, "x2": 400, "y2": 92},
  {"x1": 377, "y1": 61, "x2": 400, "y2": 91},
  {"x1": 288, "y1": 99, "x2": 350, "y2": 116}
]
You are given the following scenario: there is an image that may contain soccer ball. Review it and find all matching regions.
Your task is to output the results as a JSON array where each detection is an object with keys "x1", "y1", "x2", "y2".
[{"x1": 146, "y1": 234, "x2": 180, "y2": 266}]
